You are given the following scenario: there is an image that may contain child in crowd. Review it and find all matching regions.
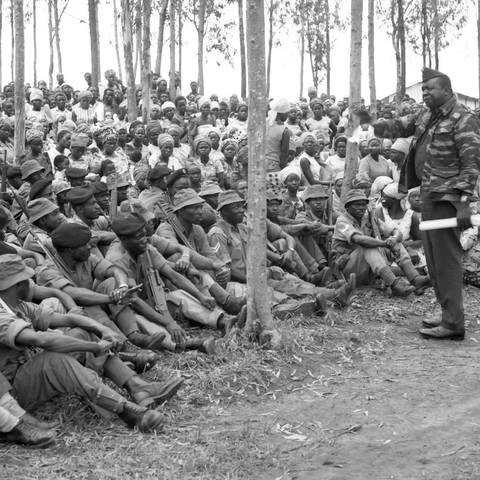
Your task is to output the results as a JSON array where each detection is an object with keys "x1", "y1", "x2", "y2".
[{"x1": 53, "y1": 154, "x2": 70, "y2": 181}]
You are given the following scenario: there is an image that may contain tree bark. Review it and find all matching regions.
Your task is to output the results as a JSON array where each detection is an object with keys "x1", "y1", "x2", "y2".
[
  {"x1": 368, "y1": 0, "x2": 376, "y2": 119},
  {"x1": 432, "y1": 0, "x2": 439, "y2": 69},
  {"x1": 397, "y1": 0, "x2": 406, "y2": 95},
  {"x1": 478, "y1": 0, "x2": 480, "y2": 99},
  {"x1": 10, "y1": 0, "x2": 14, "y2": 81},
  {"x1": 421, "y1": 0, "x2": 427, "y2": 68},
  {"x1": 197, "y1": 0, "x2": 206, "y2": 94},
  {"x1": 340, "y1": 0, "x2": 363, "y2": 203},
  {"x1": 266, "y1": 0, "x2": 274, "y2": 98},
  {"x1": 169, "y1": 0, "x2": 176, "y2": 99},
  {"x1": 178, "y1": 0, "x2": 183, "y2": 81},
  {"x1": 325, "y1": 0, "x2": 331, "y2": 96},
  {"x1": 53, "y1": 0, "x2": 63, "y2": 74},
  {"x1": 48, "y1": 0, "x2": 54, "y2": 89},
  {"x1": 122, "y1": 0, "x2": 138, "y2": 121},
  {"x1": 238, "y1": 0, "x2": 247, "y2": 99},
  {"x1": 299, "y1": 0, "x2": 305, "y2": 99},
  {"x1": 154, "y1": 0, "x2": 168, "y2": 75},
  {"x1": 0, "y1": 0, "x2": 3, "y2": 89},
  {"x1": 14, "y1": 0, "x2": 25, "y2": 163},
  {"x1": 142, "y1": 0, "x2": 152, "y2": 124},
  {"x1": 33, "y1": 0, "x2": 37, "y2": 86},
  {"x1": 390, "y1": 0, "x2": 401, "y2": 111},
  {"x1": 134, "y1": 0, "x2": 142, "y2": 81},
  {"x1": 113, "y1": 0, "x2": 123, "y2": 82},
  {"x1": 245, "y1": 0, "x2": 282, "y2": 348},
  {"x1": 88, "y1": 0, "x2": 101, "y2": 88}
]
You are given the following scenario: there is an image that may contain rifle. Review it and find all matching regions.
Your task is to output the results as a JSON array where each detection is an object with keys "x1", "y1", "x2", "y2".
[
  {"x1": 107, "y1": 173, "x2": 118, "y2": 219},
  {"x1": 142, "y1": 248, "x2": 169, "y2": 316},
  {"x1": 156, "y1": 201, "x2": 194, "y2": 250},
  {"x1": 1, "y1": 150, "x2": 7, "y2": 193},
  {"x1": 326, "y1": 179, "x2": 334, "y2": 253}
]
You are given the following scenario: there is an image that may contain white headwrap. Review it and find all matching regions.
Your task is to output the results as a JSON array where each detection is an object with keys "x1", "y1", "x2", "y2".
[
  {"x1": 391, "y1": 137, "x2": 412, "y2": 155},
  {"x1": 382, "y1": 182, "x2": 405, "y2": 200},
  {"x1": 198, "y1": 96, "x2": 211, "y2": 109},
  {"x1": 279, "y1": 164, "x2": 302, "y2": 185},
  {"x1": 267, "y1": 98, "x2": 291, "y2": 126},
  {"x1": 371, "y1": 176, "x2": 394, "y2": 199}
]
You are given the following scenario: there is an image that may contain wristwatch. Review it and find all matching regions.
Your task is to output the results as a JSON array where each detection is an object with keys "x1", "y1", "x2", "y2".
[{"x1": 288, "y1": 247, "x2": 295, "y2": 253}]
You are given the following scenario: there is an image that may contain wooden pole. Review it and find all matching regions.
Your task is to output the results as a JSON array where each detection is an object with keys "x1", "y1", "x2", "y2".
[
  {"x1": 197, "y1": 0, "x2": 206, "y2": 94},
  {"x1": 88, "y1": 0, "x2": 100, "y2": 88},
  {"x1": 122, "y1": 0, "x2": 138, "y2": 121},
  {"x1": 169, "y1": 0, "x2": 176, "y2": 99},
  {"x1": 238, "y1": 0, "x2": 247, "y2": 99},
  {"x1": 142, "y1": 0, "x2": 152, "y2": 124},
  {"x1": 245, "y1": 0, "x2": 282, "y2": 348},
  {"x1": 13, "y1": 0, "x2": 25, "y2": 164},
  {"x1": 368, "y1": 0, "x2": 376, "y2": 119},
  {"x1": 113, "y1": 0, "x2": 123, "y2": 82},
  {"x1": 340, "y1": 0, "x2": 363, "y2": 204}
]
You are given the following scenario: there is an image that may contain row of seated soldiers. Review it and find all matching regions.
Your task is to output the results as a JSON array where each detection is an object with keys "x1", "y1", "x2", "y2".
[{"x1": 0, "y1": 161, "x2": 360, "y2": 447}]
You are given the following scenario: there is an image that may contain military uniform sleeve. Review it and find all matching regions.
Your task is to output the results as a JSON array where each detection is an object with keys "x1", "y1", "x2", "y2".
[
  {"x1": 91, "y1": 255, "x2": 115, "y2": 281},
  {"x1": 16, "y1": 302, "x2": 54, "y2": 332},
  {"x1": 36, "y1": 264, "x2": 72, "y2": 290},
  {"x1": 334, "y1": 217, "x2": 361, "y2": 245},
  {"x1": 156, "y1": 222, "x2": 178, "y2": 243},
  {"x1": 147, "y1": 245, "x2": 168, "y2": 270},
  {"x1": 207, "y1": 227, "x2": 232, "y2": 262},
  {"x1": 0, "y1": 313, "x2": 31, "y2": 351},
  {"x1": 266, "y1": 219, "x2": 284, "y2": 242}
]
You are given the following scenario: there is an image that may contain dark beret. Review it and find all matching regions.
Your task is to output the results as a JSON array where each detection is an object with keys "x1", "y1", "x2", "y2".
[
  {"x1": 65, "y1": 185, "x2": 95, "y2": 205},
  {"x1": 147, "y1": 165, "x2": 172, "y2": 182},
  {"x1": 29, "y1": 178, "x2": 53, "y2": 200},
  {"x1": 65, "y1": 167, "x2": 89, "y2": 180},
  {"x1": 111, "y1": 212, "x2": 146, "y2": 237},
  {"x1": 51, "y1": 222, "x2": 92, "y2": 249},
  {"x1": 90, "y1": 181, "x2": 109, "y2": 195},
  {"x1": 166, "y1": 168, "x2": 189, "y2": 189}
]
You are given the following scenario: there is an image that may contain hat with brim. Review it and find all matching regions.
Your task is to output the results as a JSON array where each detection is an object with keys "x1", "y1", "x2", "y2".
[
  {"x1": 0, "y1": 254, "x2": 35, "y2": 291},
  {"x1": 344, "y1": 189, "x2": 369, "y2": 207},
  {"x1": 303, "y1": 185, "x2": 328, "y2": 201},
  {"x1": 21, "y1": 160, "x2": 44, "y2": 180},
  {"x1": 52, "y1": 180, "x2": 72, "y2": 195},
  {"x1": 422, "y1": 67, "x2": 449, "y2": 83},
  {"x1": 27, "y1": 198, "x2": 58, "y2": 224},
  {"x1": 119, "y1": 199, "x2": 155, "y2": 221},
  {"x1": 199, "y1": 182, "x2": 223, "y2": 197},
  {"x1": 217, "y1": 190, "x2": 245, "y2": 210},
  {"x1": 173, "y1": 188, "x2": 205, "y2": 212},
  {"x1": 29, "y1": 178, "x2": 53, "y2": 200}
]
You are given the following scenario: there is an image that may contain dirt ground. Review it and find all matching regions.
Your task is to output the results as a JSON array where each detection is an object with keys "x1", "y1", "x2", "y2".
[{"x1": 2, "y1": 285, "x2": 480, "y2": 480}]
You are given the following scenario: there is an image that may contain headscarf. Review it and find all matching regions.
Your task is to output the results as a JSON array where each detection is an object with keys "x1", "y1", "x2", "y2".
[
  {"x1": 307, "y1": 86, "x2": 317, "y2": 95},
  {"x1": 351, "y1": 172, "x2": 372, "y2": 189},
  {"x1": 0, "y1": 118, "x2": 10, "y2": 129},
  {"x1": 334, "y1": 171, "x2": 344, "y2": 183},
  {"x1": 211, "y1": 101, "x2": 220, "y2": 110},
  {"x1": 407, "y1": 187, "x2": 420, "y2": 200},
  {"x1": 193, "y1": 135, "x2": 212, "y2": 154},
  {"x1": 70, "y1": 133, "x2": 90, "y2": 148},
  {"x1": 391, "y1": 137, "x2": 412, "y2": 155},
  {"x1": 150, "y1": 104, "x2": 161, "y2": 113},
  {"x1": 74, "y1": 123, "x2": 91, "y2": 135},
  {"x1": 382, "y1": 182, "x2": 404, "y2": 200},
  {"x1": 30, "y1": 89, "x2": 43, "y2": 102},
  {"x1": 101, "y1": 127, "x2": 117, "y2": 144},
  {"x1": 221, "y1": 138, "x2": 239, "y2": 154},
  {"x1": 162, "y1": 101, "x2": 176, "y2": 111},
  {"x1": 279, "y1": 164, "x2": 302, "y2": 185},
  {"x1": 57, "y1": 121, "x2": 75, "y2": 135},
  {"x1": 367, "y1": 136, "x2": 382, "y2": 147},
  {"x1": 267, "y1": 97, "x2": 291, "y2": 126},
  {"x1": 232, "y1": 130, "x2": 248, "y2": 144},
  {"x1": 25, "y1": 128, "x2": 43, "y2": 143},
  {"x1": 78, "y1": 91, "x2": 93, "y2": 100},
  {"x1": 197, "y1": 97, "x2": 210, "y2": 109},
  {"x1": 310, "y1": 98, "x2": 324, "y2": 109},
  {"x1": 382, "y1": 138, "x2": 393, "y2": 149},
  {"x1": 371, "y1": 176, "x2": 394, "y2": 199},
  {"x1": 299, "y1": 132, "x2": 317, "y2": 147},
  {"x1": 207, "y1": 127, "x2": 222, "y2": 139},
  {"x1": 133, "y1": 164, "x2": 149, "y2": 182},
  {"x1": 157, "y1": 133, "x2": 175, "y2": 149},
  {"x1": 334, "y1": 135, "x2": 348, "y2": 149},
  {"x1": 167, "y1": 124, "x2": 183, "y2": 137},
  {"x1": 219, "y1": 98, "x2": 231, "y2": 110},
  {"x1": 129, "y1": 121, "x2": 144, "y2": 135},
  {"x1": 146, "y1": 121, "x2": 162, "y2": 137}
]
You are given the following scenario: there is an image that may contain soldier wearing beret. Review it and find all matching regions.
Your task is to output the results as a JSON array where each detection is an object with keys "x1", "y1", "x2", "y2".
[
  {"x1": 65, "y1": 167, "x2": 88, "y2": 187},
  {"x1": 138, "y1": 165, "x2": 172, "y2": 213},
  {"x1": 12, "y1": 161, "x2": 45, "y2": 220},
  {"x1": 0, "y1": 254, "x2": 183, "y2": 432},
  {"x1": 398, "y1": 68, "x2": 480, "y2": 340}
]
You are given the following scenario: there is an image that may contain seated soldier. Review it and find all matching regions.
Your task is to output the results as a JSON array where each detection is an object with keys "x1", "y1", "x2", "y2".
[
  {"x1": 90, "y1": 181, "x2": 112, "y2": 220},
  {"x1": 138, "y1": 165, "x2": 172, "y2": 213},
  {"x1": 12, "y1": 160, "x2": 45, "y2": 220},
  {"x1": 64, "y1": 167, "x2": 88, "y2": 187},
  {"x1": 107, "y1": 175, "x2": 130, "y2": 214},
  {"x1": 207, "y1": 191, "x2": 356, "y2": 319},
  {"x1": 198, "y1": 181, "x2": 222, "y2": 233},
  {"x1": 52, "y1": 180, "x2": 73, "y2": 218},
  {"x1": 0, "y1": 254, "x2": 183, "y2": 432},
  {"x1": 331, "y1": 189, "x2": 430, "y2": 297}
]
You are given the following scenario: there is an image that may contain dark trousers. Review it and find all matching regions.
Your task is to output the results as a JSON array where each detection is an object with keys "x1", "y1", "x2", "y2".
[{"x1": 421, "y1": 199, "x2": 464, "y2": 330}]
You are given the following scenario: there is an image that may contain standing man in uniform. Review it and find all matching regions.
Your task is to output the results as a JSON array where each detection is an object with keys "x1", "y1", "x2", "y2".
[{"x1": 399, "y1": 68, "x2": 480, "y2": 340}]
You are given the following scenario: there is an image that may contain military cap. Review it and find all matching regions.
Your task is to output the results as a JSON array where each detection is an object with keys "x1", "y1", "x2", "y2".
[
  {"x1": 303, "y1": 185, "x2": 328, "y2": 201},
  {"x1": 119, "y1": 199, "x2": 154, "y2": 221},
  {"x1": 109, "y1": 178, "x2": 130, "y2": 190},
  {"x1": 51, "y1": 222, "x2": 92, "y2": 249},
  {"x1": 29, "y1": 178, "x2": 52, "y2": 200},
  {"x1": 172, "y1": 188, "x2": 205, "y2": 212},
  {"x1": 90, "y1": 181, "x2": 109, "y2": 195},
  {"x1": 65, "y1": 167, "x2": 89, "y2": 180},
  {"x1": 27, "y1": 198, "x2": 58, "y2": 224},
  {"x1": 199, "y1": 181, "x2": 222, "y2": 197},
  {"x1": 65, "y1": 185, "x2": 95, "y2": 205},
  {"x1": 166, "y1": 168, "x2": 189, "y2": 189},
  {"x1": 147, "y1": 165, "x2": 172, "y2": 182},
  {"x1": 0, "y1": 254, "x2": 35, "y2": 291},
  {"x1": 422, "y1": 67, "x2": 449, "y2": 82},
  {"x1": 20, "y1": 160, "x2": 44, "y2": 180},
  {"x1": 217, "y1": 190, "x2": 244, "y2": 210},
  {"x1": 344, "y1": 189, "x2": 369, "y2": 207},
  {"x1": 111, "y1": 212, "x2": 146, "y2": 237},
  {"x1": 6, "y1": 166, "x2": 21, "y2": 179},
  {"x1": 52, "y1": 180, "x2": 71, "y2": 195}
]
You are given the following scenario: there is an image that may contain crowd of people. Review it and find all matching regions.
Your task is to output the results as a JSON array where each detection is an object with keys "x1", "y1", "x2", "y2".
[{"x1": 0, "y1": 66, "x2": 479, "y2": 448}]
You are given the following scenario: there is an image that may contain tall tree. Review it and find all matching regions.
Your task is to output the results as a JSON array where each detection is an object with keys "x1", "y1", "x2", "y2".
[
  {"x1": 154, "y1": 0, "x2": 169, "y2": 75},
  {"x1": 10, "y1": 0, "x2": 14, "y2": 81},
  {"x1": 368, "y1": 0, "x2": 376, "y2": 118},
  {"x1": 53, "y1": 0, "x2": 64, "y2": 75},
  {"x1": 325, "y1": 0, "x2": 331, "y2": 96},
  {"x1": 340, "y1": 0, "x2": 363, "y2": 204},
  {"x1": 478, "y1": 0, "x2": 480, "y2": 99},
  {"x1": 169, "y1": 0, "x2": 176, "y2": 99},
  {"x1": 0, "y1": 0, "x2": 3, "y2": 89},
  {"x1": 197, "y1": 0, "x2": 206, "y2": 94},
  {"x1": 134, "y1": 0, "x2": 142, "y2": 80},
  {"x1": 142, "y1": 0, "x2": 152, "y2": 123},
  {"x1": 245, "y1": 0, "x2": 282, "y2": 348},
  {"x1": 238, "y1": 0, "x2": 247, "y2": 98},
  {"x1": 177, "y1": 0, "x2": 183, "y2": 80},
  {"x1": 88, "y1": 0, "x2": 101, "y2": 88},
  {"x1": 113, "y1": 0, "x2": 123, "y2": 82},
  {"x1": 48, "y1": 0, "x2": 54, "y2": 89},
  {"x1": 122, "y1": 0, "x2": 137, "y2": 121},
  {"x1": 33, "y1": 0, "x2": 37, "y2": 85},
  {"x1": 14, "y1": 0, "x2": 25, "y2": 162}
]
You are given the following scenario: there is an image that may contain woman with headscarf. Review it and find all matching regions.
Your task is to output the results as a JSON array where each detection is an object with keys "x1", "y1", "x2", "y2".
[
  {"x1": 220, "y1": 138, "x2": 240, "y2": 189},
  {"x1": 265, "y1": 97, "x2": 292, "y2": 189},
  {"x1": 370, "y1": 175, "x2": 393, "y2": 201},
  {"x1": 22, "y1": 128, "x2": 52, "y2": 178},
  {"x1": 331, "y1": 171, "x2": 344, "y2": 215},
  {"x1": 325, "y1": 135, "x2": 347, "y2": 179},
  {"x1": 0, "y1": 118, "x2": 14, "y2": 166},
  {"x1": 358, "y1": 137, "x2": 392, "y2": 182},
  {"x1": 305, "y1": 99, "x2": 336, "y2": 141},
  {"x1": 48, "y1": 128, "x2": 71, "y2": 171},
  {"x1": 26, "y1": 89, "x2": 53, "y2": 125},
  {"x1": 285, "y1": 103, "x2": 305, "y2": 137},
  {"x1": 71, "y1": 91, "x2": 97, "y2": 125},
  {"x1": 187, "y1": 135, "x2": 224, "y2": 188},
  {"x1": 167, "y1": 124, "x2": 190, "y2": 166},
  {"x1": 101, "y1": 127, "x2": 129, "y2": 176},
  {"x1": 187, "y1": 97, "x2": 216, "y2": 147},
  {"x1": 124, "y1": 121, "x2": 149, "y2": 161},
  {"x1": 171, "y1": 96, "x2": 188, "y2": 140},
  {"x1": 68, "y1": 133, "x2": 92, "y2": 171},
  {"x1": 295, "y1": 132, "x2": 329, "y2": 186},
  {"x1": 278, "y1": 164, "x2": 304, "y2": 219},
  {"x1": 145, "y1": 121, "x2": 162, "y2": 164},
  {"x1": 207, "y1": 127, "x2": 224, "y2": 162},
  {"x1": 150, "y1": 133, "x2": 183, "y2": 172},
  {"x1": 390, "y1": 137, "x2": 412, "y2": 182},
  {"x1": 160, "y1": 101, "x2": 176, "y2": 132}
]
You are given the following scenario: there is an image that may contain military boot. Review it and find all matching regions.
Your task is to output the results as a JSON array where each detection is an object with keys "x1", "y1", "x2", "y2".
[
  {"x1": 184, "y1": 337, "x2": 216, "y2": 355},
  {"x1": 3, "y1": 420, "x2": 56, "y2": 448},
  {"x1": 118, "y1": 402, "x2": 164, "y2": 433}
]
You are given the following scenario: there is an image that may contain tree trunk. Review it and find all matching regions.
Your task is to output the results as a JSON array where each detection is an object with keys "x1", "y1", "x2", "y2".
[
  {"x1": 14, "y1": 0, "x2": 25, "y2": 163},
  {"x1": 113, "y1": 0, "x2": 123, "y2": 82},
  {"x1": 433, "y1": 0, "x2": 439, "y2": 69},
  {"x1": 53, "y1": 0, "x2": 63, "y2": 74},
  {"x1": 325, "y1": 0, "x2": 331, "y2": 96},
  {"x1": 368, "y1": 0, "x2": 376, "y2": 119},
  {"x1": 10, "y1": 0, "x2": 14, "y2": 81},
  {"x1": 478, "y1": 0, "x2": 480, "y2": 99},
  {"x1": 88, "y1": 0, "x2": 100, "y2": 88},
  {"x1": 266, "y1": 0, "x2": 274, "y2": 98},
  {"x1": 299, "y1": 0, "x2": 305, "y2": 99},
  {"x1": 134, "y1": 0, "x2": 142, "y2": 81},
  {"x1": 178, "y1": 0, "x2": 182, "y2": 81},
  {"x1": 33, "y1": 0, "x2": 37, "y2": 85},
  {"x1": 421, "y1": 0, "x2": 427, "y2": 68},
  {"x1": 197, "y1": 0, "x2": 206, "y2": 94},
  {"x1": 154, "y1": 0, "x2": 168, "y2": 75},
  {"x1": 245, "y1": 0, "x2": 282, "y2": 348},
  {"x1": 169, "y1": 0, "x2": 176, "y2": 99},
  {"x1": 122, "y1": 0, "x2": 138, "y2": 121},
  {"x1": 238, "y1": 0, "x2": 247, "y2": 99},
  {"x1": 142, "y1": 0, "x2": 152, "y2": 124},
  {"x1": 390, "y1": 0, "x2": 401, "y2": 111},
  {"x1": 340, "y1": 0, "x2": 363, "y2": 203},
  {"x1": 397, "y1": 0, "x2": 406, "y2": 96},
  {"x1": 48, "y1": 0, "x2": 54, "y2": 89},
  {"x1": 0, "y1": 0, "x2": 3, "y2": 89}
]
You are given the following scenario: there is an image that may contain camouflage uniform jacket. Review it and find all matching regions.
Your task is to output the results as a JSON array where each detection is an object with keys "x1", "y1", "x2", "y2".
[{"x1": 399, "y1": 96, "x2": 480, "y2": 200}]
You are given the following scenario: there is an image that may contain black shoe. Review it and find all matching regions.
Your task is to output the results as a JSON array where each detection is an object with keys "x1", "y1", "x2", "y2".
[
  {"x1": 217, "y1": 314, "x2": 238, "y2": 335},
  {"x1": 332, "y1": 273, "x2": 356, "y2": 307},
  {"x1": 131, "y1": 377, "x2": 184, "y2": 407},
  {"x1": 184, "y1": 337, "x2": 216, "y2": 355},
  {"x1": 391, "y1": 278, "x2": 415, "y2": 298},
  {"x1": 127, "y1": 331, "x2": 166, "y2": 350},
  {"x1": 411, "y1": 274, "x2": 431, "y2": 295},
  {"x1": 306, "y1": 267, "x2": 333, "y2": 287},
  {"x1": 421, "y1": 318, "x2": 441, "y2": 329},
  {"x1": 3, "y1": 420, "x2": 56, "y2": 448},
  {"x1": 314, "y1": 293, "x2": 327, "y2": 316},
  {"x1": 419, "y1": 326, "x2": 465, "y2": 340},
  {"x1": 117, "y1": 350, "x2": 158, "y2": 374},
  {"x1": 19, "y1": 413, "x2": 60, "y2": 430},
  {"x1": 118, "y1": 402, "x2": 164, "y2": 433},
  {"x1": 223, "y1": 295, "x2": 247, "y2": 315}
]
